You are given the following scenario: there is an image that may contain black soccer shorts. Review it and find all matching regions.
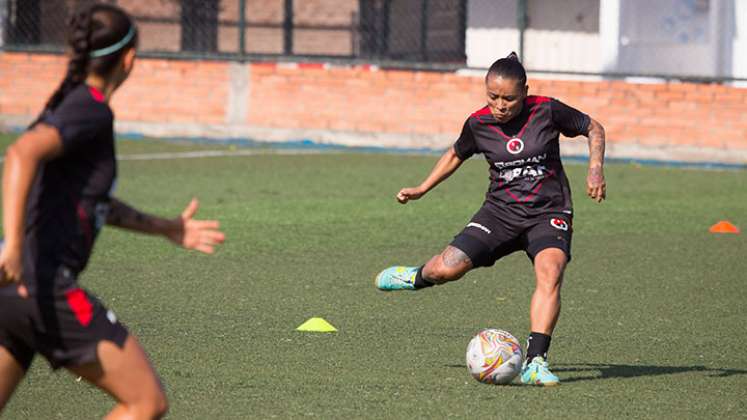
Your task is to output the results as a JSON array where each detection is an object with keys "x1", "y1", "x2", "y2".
[
  {"x1": 450, "y1": 203, "x2": 572, "y2": 267},
  {"x1": 0, "y1": 286, "x2": 128, "y2": 371}
]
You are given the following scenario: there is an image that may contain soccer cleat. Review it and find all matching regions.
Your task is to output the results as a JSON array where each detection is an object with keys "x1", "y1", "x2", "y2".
[
  {"x1": 375, "y1": 266, "x2": 418, "y2": 291},
  {"x1": 520, "y1": 356, "x2": 560, "y2": 386}
]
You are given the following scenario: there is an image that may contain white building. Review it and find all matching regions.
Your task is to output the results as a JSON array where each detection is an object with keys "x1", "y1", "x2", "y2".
[{"x1": 466, "y1": 0, "x2": 747, "y2": 80}]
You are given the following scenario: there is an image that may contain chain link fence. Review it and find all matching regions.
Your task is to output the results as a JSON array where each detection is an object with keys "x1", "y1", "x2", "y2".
[
  {"x1": 1, "y1": 0, "x2": 467, "y2": 66},
  {"x1": 2, "y1": 0, "x2": 742, "y2": 80}
]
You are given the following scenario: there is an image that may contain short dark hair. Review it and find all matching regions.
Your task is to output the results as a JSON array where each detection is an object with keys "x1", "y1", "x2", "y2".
[{"x1": 486, "y1": 52, "x2": 527, "y2": 86}]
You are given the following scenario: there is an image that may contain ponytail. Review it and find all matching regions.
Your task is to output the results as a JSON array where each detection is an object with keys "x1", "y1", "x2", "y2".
[
  {"x1": 486, "y1": 51, "x2": 527, "y2": 85},
  {"x1": 34, "y1": 8, "x2": 93, "y2": 124},
  {"x1": 31, "y1": 3, "x2": 136, "y2": 127}
]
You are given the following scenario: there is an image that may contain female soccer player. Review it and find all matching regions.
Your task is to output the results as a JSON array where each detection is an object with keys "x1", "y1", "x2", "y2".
[
  {"x1": 376, "y1": 53, "x2": 606, "y2": 386},
  {"x1": 0, "y1": 4, "x2": 225, "y2": 418}
]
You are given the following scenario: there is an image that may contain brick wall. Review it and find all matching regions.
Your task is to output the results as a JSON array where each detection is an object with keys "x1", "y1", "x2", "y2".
[
  {"x1": 1, "y1": 52, "x2": 746, "y2": 161},
  {"x1": 249, "y1": 63, "x2": 747, "y2": 154}
]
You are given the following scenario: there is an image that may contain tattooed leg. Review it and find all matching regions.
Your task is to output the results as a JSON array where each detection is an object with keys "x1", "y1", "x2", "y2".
[{"x1": 422, "y1": 246, "x2": 474, "y2": 284}]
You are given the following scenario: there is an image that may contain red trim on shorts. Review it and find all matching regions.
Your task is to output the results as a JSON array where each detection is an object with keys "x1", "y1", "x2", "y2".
[
  {"x1": 65, "y1": 288, "x2": 94, "y2": 327},
  {"x1": 88, "y1": 86, "x2": 105, "y2": 103}
]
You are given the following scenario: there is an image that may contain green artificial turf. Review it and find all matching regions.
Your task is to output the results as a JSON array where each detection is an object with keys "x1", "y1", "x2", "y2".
[{"x1": 1, "y1": 134, "x2": 745, "y2": 419}]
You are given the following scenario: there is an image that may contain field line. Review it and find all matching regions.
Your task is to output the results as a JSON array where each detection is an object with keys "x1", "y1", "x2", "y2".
[
  {"x1": 0, "y1": 149, "x2": 323, "y2": 164},
  {"x1": 117, "y1": 149, "x2": 321, "y2": 161}
]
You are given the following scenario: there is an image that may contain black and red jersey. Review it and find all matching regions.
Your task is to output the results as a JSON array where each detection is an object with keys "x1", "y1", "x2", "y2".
[
  {"x1": 454, "y1": 96, "x2": 590, "y2": 218},
  {"x1": 21, "y1": 84, "x2": 117, "y2": 293}
]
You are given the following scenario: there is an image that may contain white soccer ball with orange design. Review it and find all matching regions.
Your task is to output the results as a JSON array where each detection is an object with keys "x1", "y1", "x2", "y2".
[{"x1": 466, "y1": 329, "x2": 523, "y2": 384}]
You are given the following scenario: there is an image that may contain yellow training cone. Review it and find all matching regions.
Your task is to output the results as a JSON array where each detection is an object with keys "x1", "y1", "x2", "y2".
[{"x1": 296, "y1": 317, "x2": 338, "y2": 333}]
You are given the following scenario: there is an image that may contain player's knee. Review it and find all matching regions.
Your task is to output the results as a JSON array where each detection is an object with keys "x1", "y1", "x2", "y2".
[
  {"x1": 150, "y1": 389, "x2": 169, "y2": 419},
  {"x1": 132, "y1": 389, "x2": 168, "y2": 419},
  {"x1": 153, "y1": 391, "x2": 169, "y2": 419}
]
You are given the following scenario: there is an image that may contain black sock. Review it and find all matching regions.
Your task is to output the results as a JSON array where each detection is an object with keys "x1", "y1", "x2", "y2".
[
  {"x1": 413, "y1": 266, "x2": 434, "y2": 289},
  {"x1": 526, "y1": 332, "x2": 552, "y2": 362}
]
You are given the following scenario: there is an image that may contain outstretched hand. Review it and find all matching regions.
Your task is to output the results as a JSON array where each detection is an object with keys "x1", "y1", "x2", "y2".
[
  {"x1": 587, "y1": 166, "x2": 606, "y2": 203},
  {"x1": 396, "y1": 187, "x2": 426, "y2": 204},
  {"x1": 168, "y1": 198, "x2": 226, "y2": 254}
]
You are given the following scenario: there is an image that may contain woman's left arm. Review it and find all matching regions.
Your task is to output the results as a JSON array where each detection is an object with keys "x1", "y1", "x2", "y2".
[
  {"x1": 586, "y1": 118, "x2": 606, "y2": 203},
  {"x1": 107, "y1": 197, "x2": 225, "y2": 254}
]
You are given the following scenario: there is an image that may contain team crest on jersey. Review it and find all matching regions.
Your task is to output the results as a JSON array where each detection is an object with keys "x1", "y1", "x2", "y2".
[
  {"x1": 506, "y1": 138, "x2": 524, "y2": 155},
  {"x1": 550, "y1": 218, "x2": 569, "y2": 231}
]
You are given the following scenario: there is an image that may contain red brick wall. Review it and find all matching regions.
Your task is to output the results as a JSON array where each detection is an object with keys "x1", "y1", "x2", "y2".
[
  {"x1": 0, "y1": 53, "x2": 230, "y2": 125},
  {"x1": 1, "y1": 52, "x2": 746, "y2": 153}
]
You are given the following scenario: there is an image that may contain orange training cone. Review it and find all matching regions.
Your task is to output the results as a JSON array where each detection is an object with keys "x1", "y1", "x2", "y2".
[{"x1": 709, "y1": 221, "x2": 740, "y2": 234}]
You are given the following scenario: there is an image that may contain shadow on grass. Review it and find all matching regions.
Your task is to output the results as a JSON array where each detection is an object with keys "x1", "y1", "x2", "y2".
[
  {"x1": 553, "y1": 363, "x2": 747, "y2": 383},
  {"x1": 444, "y1": 362, "x2": 747, "y2": 383}
]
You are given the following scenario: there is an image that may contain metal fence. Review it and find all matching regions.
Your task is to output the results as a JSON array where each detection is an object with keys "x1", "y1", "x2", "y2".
[
  {"x1": 2, "y1": 0, "x2": 743, "y2": 81},
  {"x1": 1, "y1": 0, "x2": 467, "y2": 66}
]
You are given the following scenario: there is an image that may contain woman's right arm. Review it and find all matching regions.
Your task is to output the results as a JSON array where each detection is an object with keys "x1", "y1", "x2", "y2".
[
  {"x1": 0, "y1": 124, "x2": 63, "y2": 287},
  {"x1": 396, "y1": 146, "x2": 464, "y2": 204}
]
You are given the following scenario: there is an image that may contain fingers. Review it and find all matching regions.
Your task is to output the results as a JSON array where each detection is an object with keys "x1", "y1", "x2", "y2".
[
  {"x1": 397, "y1": 188, "x2": 423, "y2": 204},
  {"x1": 181, "y1": 198, "x2": 199, "y2": 220},
  {"x1": 396, "y1": 189, "x2": 409, "y2": 203},
  {"x1": 0, "y1": 266, "x2": 22, "y2": 285},
  {"x1": 17, "y1": 284, "x2": 28, "y2": 298},
  {"x1": 587, "y1": 184, "x2": 606, "y2": 202},
  {"x1": 183, "y1": 222, "x2": 225, "y2": 254},
  {"x1": 201, "y1": 230, "x2": 226, "y2": 245},
  {"x1": 192, "y1": 219, "x2": 220, "y2": 230},
  {"x1": 193, "y1": 244, "x2": 216, "y2": 255},
  {"x1": 0, "y1": 268, "x2": 28, "y2": 298}
]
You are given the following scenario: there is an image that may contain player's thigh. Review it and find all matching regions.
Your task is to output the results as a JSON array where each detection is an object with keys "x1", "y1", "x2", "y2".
[
  {"x1": 0, "y1": 346, "x2": 26, "y2": 410},
  {"x1": 449, "y1": 204, "x2": 522, "y2": 269},
  {"x1": 0, "y1": 294, "x2": 35, "y2": 410},
  {"x1": 524, "y1": 214, "x2": 573, "y2": 265},
  {"x1": 67, "y1": 334, "x2": 165, "y2": 406}
]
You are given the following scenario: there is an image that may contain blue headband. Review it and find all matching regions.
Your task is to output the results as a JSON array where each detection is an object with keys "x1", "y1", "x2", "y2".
[{"x1": 89, "y1": 26, "x2": 136, "y2": 58}]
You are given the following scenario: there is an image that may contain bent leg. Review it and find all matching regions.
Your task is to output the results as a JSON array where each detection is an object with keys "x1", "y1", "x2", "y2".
[
  {"x1": 529, "y1": 248, "x2": 567, "y2": 334},
  {"x1": 422, "y1": 245, "x2": 474, "y2": 285},
  {"x1": 67, "y1": 335, "x2": 168, "y2": 420},
  {"x1": 0, "y1": 346, "x2": 26, "y2": 412}
]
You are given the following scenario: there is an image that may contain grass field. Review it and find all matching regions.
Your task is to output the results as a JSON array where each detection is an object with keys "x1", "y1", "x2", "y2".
[{"x1": 1, "y1": 133, "x2": 746, "y2": 419}]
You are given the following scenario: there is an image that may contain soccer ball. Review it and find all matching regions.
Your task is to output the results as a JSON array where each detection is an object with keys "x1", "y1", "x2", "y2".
[{"x1": 466, "y1": 329, "x2": 523, "y2": 384}]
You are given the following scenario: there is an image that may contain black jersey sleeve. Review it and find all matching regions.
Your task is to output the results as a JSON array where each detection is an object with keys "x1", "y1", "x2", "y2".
[
  {"x1": 40, "y1": 99, "x2": 112, "y2": 154},
  {"x1": 453, "y1": 119, "x2": 477, "y2": 160},
  {"x1": 550, "y1": 99, "x2": 591, "y2": 138}
]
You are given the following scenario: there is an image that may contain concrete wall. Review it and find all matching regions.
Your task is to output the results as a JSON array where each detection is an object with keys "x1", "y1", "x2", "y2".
[
  {"x1": 1, "y1": 52, "x2": 746, "y2": 163},
  {"x1": 466, "y1": 0, "x2": 602, "y2": 71},
  {"x1": 733, "y1": 0, "x2": 747, "y2": 79},
  {"x1": 468, "y1": 0, "x2": 747, "y2": 79},
  {"x1": 601, "y1": 0, "x2": 746, "y2": 79}
]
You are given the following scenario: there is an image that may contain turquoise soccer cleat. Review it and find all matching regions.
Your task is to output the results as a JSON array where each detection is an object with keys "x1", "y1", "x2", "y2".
[
  {"x1": 375, "y1": 266, "x2": 418, "y2": 291},
  {"x1": 520, "y1": 356, "x2": 560, "y2": 386}
]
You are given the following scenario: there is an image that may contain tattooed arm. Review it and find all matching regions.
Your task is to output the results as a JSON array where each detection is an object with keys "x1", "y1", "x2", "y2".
[
  {"x1": 107, "y1": 197, "x2": 225, "y2": 254},
  {"x1": 586, "y1": 118, "x2": 606, "y2": 203}
]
